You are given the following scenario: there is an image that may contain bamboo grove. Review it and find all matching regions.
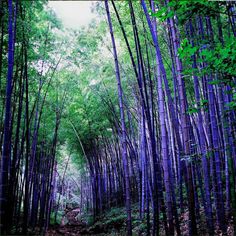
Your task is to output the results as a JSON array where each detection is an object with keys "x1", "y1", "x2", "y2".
[
  {"x1": 0, "y1": 0, "x2": 236, "y2": 236},
  {"x1": 0, "y1": 0, "x2": 66, "y2": 234}
]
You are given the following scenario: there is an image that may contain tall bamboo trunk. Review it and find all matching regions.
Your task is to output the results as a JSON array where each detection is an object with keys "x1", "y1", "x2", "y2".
[
  {"x1": 0, "y1": 0, "x2": 15, "y2": 233},
  {"x1": 105, "y1": 1, "x2": 132, "y2": 235}
]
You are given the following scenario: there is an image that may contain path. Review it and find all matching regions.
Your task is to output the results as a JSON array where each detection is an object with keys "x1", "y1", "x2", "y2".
[{"x1": 46, "y1": 208, "x2": 87, "y2": 236}]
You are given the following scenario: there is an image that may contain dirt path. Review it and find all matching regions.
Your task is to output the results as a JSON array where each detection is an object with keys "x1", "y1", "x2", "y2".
[
  {"x1": 46, "y1": 208, "x2": 87, "y2": 236},
  {"x1": 46, "y1": 224, "x2": 85, "y2": 236}
]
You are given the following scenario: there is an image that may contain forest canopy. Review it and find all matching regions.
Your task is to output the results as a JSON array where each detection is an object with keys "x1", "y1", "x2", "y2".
[{"x1": 0, "y1": 0, "x2": 236, "y2": 235}]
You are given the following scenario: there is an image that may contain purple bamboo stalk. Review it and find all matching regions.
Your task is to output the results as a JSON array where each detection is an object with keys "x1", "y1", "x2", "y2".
[
  {"x1": 165, "y1": 3, "x2": 198, "y2": 234},
  {"x1": 187, "y1": 19, "x2": 214, "y2": 234},
  {"x1": 142, "y1": 1, "x2": 194, "y2": 234},
  {"x1": 0, "y1": 0, "x2": 15, "y2": 233},
  {"x1": 105, "y1": 1, "x2": 132, "y2": 235},
  {"x1": 150, "y1": 2, "x2": 175, "y2": 233}
]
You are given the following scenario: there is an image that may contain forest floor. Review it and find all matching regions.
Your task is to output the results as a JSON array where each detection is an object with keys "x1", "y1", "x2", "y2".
[
  {"x1": 46, "y1": 205, "x2": 138, "y2": 235},
  {"x1": 46, "y1": 208, "x2": 86, "y2": 236},
  {"x1": 46, "y1": 205, "x2": 235, "y2": 236}
]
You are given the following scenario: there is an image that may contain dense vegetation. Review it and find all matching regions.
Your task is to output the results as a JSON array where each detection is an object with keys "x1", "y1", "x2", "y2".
[{"x1": 0, "y1": 0, "x2": 236, "y2": 235}]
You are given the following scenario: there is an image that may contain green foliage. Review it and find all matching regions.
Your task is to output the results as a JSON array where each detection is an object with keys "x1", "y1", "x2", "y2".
[
  {"x1": 150, "y1": 6, "x2": 173, "y2": 22},
  {"x1": 187, "y1": 99, "x2": 208, "y2": 115},
  {"x1": 178, "y1": 39, "x2": 198, "y2": 61},
  {"x1": 187, "y1": 107, "x2": 199, "y2": 115},
  {"x1": 197, "y1": 36, "x2": 236, "y2": 79},
  {"x1": 85, "y1": 204, "x2": 145, "y2": 235},
  {"x1": 50, "y1": 211, "x2": 64, "y2": 225},
  {"x1": 151, "y1": 0, "x2": 220, "y2": 23},
  {"x1": 226, "y1": 93, "x2": 236, "y2": 111}
]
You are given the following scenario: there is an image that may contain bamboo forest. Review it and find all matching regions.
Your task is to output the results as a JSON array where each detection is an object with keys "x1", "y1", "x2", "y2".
[{"x1": 0, "y1": 0, "x2": 236, "y2": 235}]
